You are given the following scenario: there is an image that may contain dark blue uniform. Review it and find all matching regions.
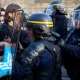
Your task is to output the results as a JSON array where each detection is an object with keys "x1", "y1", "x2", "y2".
[
  {"x1": 62, "y1": 29, "x2": 80, "y2": 80},
  {"x1": 11, "y1": 40, "x2": 54, "y2": 80},
  {"x1": 53, "y1": 15, "x2": 68, "y2": 40}
]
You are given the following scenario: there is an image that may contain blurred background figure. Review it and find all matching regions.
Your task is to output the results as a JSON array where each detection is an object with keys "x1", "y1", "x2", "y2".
[{"x1": 0, "y1": 7, "x2": 5, "y2": 27}]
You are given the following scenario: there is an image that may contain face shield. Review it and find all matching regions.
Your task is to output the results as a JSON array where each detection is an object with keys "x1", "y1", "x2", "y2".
[
  {"x1": 14, "y1": 10, "x2": 22, "y2": 27},
  {"x1": 69, "y1": 11, "x2": 80, "y2": 29},
  {"x1": 46, "y1": 5, "x2": 56, "y2": 16},
  {"x1": 11, "y1": 10, "x2": 24, "y2": 44}
]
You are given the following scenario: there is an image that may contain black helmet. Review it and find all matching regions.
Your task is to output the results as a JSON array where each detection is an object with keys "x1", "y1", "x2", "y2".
[
  {"x1": 50, "y1": 0, "x2": 62, "y2": 5},
  {"x1": 26, "y1": 13, "x2": 53, "y2": 36},
  {"x1": 69, "y1": 5, "x2": 80, "y2": 29},
  {"x1": 74, "y1": 5, "x2": 80, "y2": 11},
  {"x1": 46, "y1": 0, "x2": 67, "y2": 16}
]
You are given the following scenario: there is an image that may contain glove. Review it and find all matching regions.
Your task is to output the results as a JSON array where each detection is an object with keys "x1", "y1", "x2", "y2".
[
  {"x1": 58, "y1": 38, "x2": 67, "y2": 49},
  {"x1": 50, "y1": 31, "x2": 67, "y2": 48}
]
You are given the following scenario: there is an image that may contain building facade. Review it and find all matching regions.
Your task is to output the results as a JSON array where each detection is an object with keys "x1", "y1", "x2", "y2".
[{"x1": 0, "y1": 0, "x2": 80, "y2": 17}]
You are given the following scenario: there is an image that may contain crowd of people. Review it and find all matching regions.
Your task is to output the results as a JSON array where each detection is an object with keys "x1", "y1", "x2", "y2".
[{"x1": 0, "y1": 0, "x2": 80, "y2": 80}]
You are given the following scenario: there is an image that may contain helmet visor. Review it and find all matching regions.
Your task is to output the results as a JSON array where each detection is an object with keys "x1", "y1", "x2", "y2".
[
  {"x1": 69, "y1": 11, "x2": 80, "y2": 29},
  {"x1": 46, "y1": 5, "x2": 56, "y2": 16}
]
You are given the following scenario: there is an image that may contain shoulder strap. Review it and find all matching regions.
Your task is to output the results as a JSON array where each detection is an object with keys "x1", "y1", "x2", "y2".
[
  {"x1": 43, "y1": 40, "x2": 56, "y2": 63},
  {"x1": 43, "y1": 40, "x2": 61, "y2": 79}
]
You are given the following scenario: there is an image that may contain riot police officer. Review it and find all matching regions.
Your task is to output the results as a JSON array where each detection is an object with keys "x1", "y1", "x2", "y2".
[
  {"x1": 10, "y1": 13, "x2": 61, "y2": 80},
  {"x1": 46, "y1": 0, "x2": 68, "y2": 39},
  {"x1": 57, "y1": 5, "x2": 80, "y2": 80}
]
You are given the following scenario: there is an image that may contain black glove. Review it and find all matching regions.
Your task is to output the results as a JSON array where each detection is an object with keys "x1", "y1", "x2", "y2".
[
  {"x1": 58, "y1": 38, "x2": 67, "y2": 49},
  {"x1": 50, "y1": 31, "x2": 67, "y2": 48}
]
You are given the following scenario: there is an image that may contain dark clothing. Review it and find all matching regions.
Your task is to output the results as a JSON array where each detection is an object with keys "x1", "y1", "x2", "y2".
[
  {"x1": 53, "y1": 15, "x2": 68, "y2": 39},
  {"x1": 20, "y1": 30, "x2": 30, "y2": 48},
  {"x1": 0, "y1": 23, "x2": 12, "y2": 56},
  {"x1": 0, "y1": 23, "x2": 13, "y2": 80},
  {"x1": 11, "y1": 40, "x2": 54, "y2": 80},
  {"x1": 12, "y1": 49, "x2": 54, "y2": 80},
  {"x1": 11, "y1": 39, "x2": 61, "y2": 80},
  {"x1": 62, "y1": 28, "x2": 80, "y2": 80},
  {"x1": 0, "y1": 22, "x2": 29, "y2": 48},
  {"x1": 0, "y1": 23, "x2": 12, "y2": 41},
  {"x1": 0, "y1": 23, "x2": 29, "y2": 80}
]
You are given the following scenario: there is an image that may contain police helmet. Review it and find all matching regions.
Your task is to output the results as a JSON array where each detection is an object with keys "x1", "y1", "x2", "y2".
[
  {"x1": 69, "y1": 5, "x2": 80, "y2": 29},
  {"x1": 26, "y1": 13, "x2": 53, "y2": 37},
  {"x1": 46, "y1": 0, "x2": 67, "y2": 16}
]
